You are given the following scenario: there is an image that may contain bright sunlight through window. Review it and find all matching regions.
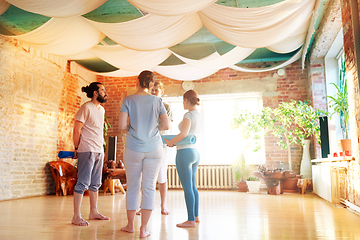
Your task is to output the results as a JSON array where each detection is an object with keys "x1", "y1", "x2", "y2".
[{"x1": 163, "y1": 93, "x2": 265, "y2": 165}]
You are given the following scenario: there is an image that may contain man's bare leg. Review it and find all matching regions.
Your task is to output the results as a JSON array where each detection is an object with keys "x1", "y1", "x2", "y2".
[
  {"x1": 121, "y1": 210, "x2": 136, "y2": 233},
  {"x1": 159, "y1": 182, "x2": 170, "y2": 215},
  {"x1": 176, "y1": 220, "x2": 196, "y2": 228},
  {"x1": 72, "y1": 192, "x2": 89, "y2": 226},
  {"x1": 140, "y1": 209, "x2": 152, "y2": 238},
  {"x1": 88, "y1": 190, "x2": 110, "y2": 220}
]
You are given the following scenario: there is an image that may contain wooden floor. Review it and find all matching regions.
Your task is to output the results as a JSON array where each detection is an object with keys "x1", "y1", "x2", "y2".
[{"x1": 1, "y1": 190, "x2": 360, "y2": 240}]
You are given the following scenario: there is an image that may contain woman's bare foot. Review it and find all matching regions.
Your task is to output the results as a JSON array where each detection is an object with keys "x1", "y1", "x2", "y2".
[
  {"x1": 161, "y1": 207, "x2": 170, "y2": 215},
  {"x1": 140, "y1": 227, "x2": 150, "y2": 238},
  {"x1": 72, "y1": 217, "x2": 89, "y2": 226},
  {"x1": 121, "y1": 225, "x2": 135, "y2": 233},
  {"x1": 195, "y1": 217, "x2": 200, "y2": 223},
  {"x1": 89, "y1": 212, "x2": 110, "y2": 220},
  {"x1": 176, "y1": 220, "x2": 196, "y2": 228},
  {"x1": 136, "y1": 210, "x2": 141, "y2": 215}
]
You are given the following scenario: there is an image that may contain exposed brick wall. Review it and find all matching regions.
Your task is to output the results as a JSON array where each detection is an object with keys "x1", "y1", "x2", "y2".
[
  {"x1": 340, "y1": 0, "x2": 360, "y2": 208},
  {"x1": 0, "y1": 36, "x2": 86, "y2": 200},
  {"x1": 99, "y1": 60, "x2": 310, "y2": 174}
]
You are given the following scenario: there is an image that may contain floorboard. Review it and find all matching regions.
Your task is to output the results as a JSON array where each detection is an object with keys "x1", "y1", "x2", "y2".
[{"x1": 1, "y1": 190, "x2": 360, "y2": 240}]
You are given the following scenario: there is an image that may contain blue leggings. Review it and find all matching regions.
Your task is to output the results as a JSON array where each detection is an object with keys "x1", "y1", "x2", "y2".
[{"x1": 176, "y1": 148, "x2": 200, "y2": 221}]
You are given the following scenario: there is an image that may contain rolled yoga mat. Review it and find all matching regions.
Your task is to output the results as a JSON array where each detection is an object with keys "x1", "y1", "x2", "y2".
[
  {"x1": 58, "y1": 151, "x2": 75, "y2": 159},
  {"x1": 161, "y1": 135, "x2": 196, "y2": 145}
]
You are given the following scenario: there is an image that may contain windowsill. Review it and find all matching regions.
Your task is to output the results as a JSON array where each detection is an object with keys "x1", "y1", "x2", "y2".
[{"x1": 311, "y1": 156, "x2": 355, "y2": 163}]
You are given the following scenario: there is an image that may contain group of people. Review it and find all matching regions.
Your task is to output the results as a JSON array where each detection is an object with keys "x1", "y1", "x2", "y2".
[{"x1": 71, "y1": 70, "x2": 202, "y2": 238}]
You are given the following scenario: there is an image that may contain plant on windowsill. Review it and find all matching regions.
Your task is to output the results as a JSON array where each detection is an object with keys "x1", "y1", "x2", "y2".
[
  {"x1": 232, "y1": 153, "x2": 250, "y2": 192},
  {"x1": 327, "y1": 55, "x2": 350, "y2": 153},
  {"x1": 232, "y1": 100, "x2": 325, "y2": 175}
]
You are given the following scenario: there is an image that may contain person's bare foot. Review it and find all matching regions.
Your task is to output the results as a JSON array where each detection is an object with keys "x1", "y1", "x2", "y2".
[
  {"x1": 195, "y1": 217, "x2": 200, "y2": 223},
  {"x1": 136, "y1": 210, "x2": 141, "y2": 215},
  {"x1": 121, "y1": 225, "x2": 135, "y2": 233},
  {"x1": 72, "y1": 217, "x2": 89, "y2": 226},
  {"x1": 140, "y1": 227, "x2": 150, "y2": 238},
  {"x1": 161, "y1": 207, "x2": 170, "y2": 215},
  {"x1": 176, "y1": 220, "x2": 196, "y2": 228},
  {"x1": 89, "y1": 212, "x2": 110, "y2": 220}
]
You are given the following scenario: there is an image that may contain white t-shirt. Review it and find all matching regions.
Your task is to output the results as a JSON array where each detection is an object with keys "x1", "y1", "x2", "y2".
[
  {"x1": 176, "y1": 110, "x2": 202, "y2": 150},
  {"x1": 75, "y1": 101, "x2": 105, "y2": 153}
]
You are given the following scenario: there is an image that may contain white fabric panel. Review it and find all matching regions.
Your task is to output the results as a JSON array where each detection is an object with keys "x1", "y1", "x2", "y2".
[
  {"x1": 230, "y1": 47, "x2": 303, "y2": 73},
  {"x1": 198, "y1": 0, "x2": 315, "y2": 48},
  {"x1": 127, "y1": 0, "x2": 216, "y2": 16},
  {"x1": 90, "y1": 45, "x2": 172, "y2": 72},
  {"x1": 267, "y1": 32, "x2": 306, "y2": 53},
  {"x1": 11, "y1": 16, "x2": 105, "y2": 56},
  {"x1": 86, "y1": 13, "x2": 203, "y2": 51},
  {"x1": 5, "y1": 0, "x2": 107, "y2": 18},
  {"x1": 152, "y1": 64, "x2": 219, "y2": 81},
  {"x1": 172, "y1": 46, "x2": 255, "y2": 69},
  {"x1": 65, "y1": 50, "x2": 97, "y2": 60},
  {"x1": 267, "y1": 18, "x2": 310, "y2": 53},
  {"x1": 97, "y1": 69, "x2": 141, "y2": 78},
  {"x1": 0, "y1": 0, "x2": 10, "y2": 15},
  {"x1": 70, "y1": 62, "x2": 97, "y2": 82}
]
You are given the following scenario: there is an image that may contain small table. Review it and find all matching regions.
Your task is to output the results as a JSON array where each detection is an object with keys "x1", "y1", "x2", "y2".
[{"x1": 103, "y1": 179, "x2": 125, "y2": 195}]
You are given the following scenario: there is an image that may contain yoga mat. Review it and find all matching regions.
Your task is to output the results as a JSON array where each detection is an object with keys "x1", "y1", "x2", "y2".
[
  {"x1": 161, "y1": 135, "x2": 196, "y2": 145},
  {"x1": 58, "y1": 151, "x2": 75, "y2": 159}
]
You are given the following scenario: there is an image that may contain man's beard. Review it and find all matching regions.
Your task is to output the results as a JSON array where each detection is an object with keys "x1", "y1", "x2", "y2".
[{"x1": 97, "y1": 94, "x2": 107, "y2": 103}]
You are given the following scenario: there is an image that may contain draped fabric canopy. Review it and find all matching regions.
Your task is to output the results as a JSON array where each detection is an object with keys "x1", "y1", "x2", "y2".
[{"x1": 0, "y1": 0, "x2": 318, "y2": 81}]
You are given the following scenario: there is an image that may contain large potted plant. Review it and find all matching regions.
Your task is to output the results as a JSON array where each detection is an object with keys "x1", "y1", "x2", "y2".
[
  {"x1": 232, "y1": 153, "x2": 250, "y2": 192},
  {"x1": 327, "y1": 56, "x2": 350, "y2": 153},
  {"x1": 232, "y1": 100, "x2": 324, "y2": 184}
]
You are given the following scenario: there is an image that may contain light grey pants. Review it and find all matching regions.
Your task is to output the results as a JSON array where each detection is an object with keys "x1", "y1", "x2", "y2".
[
  {"x1": 123, "y1": 147, "x2": 163, "y2": 210},
  {"x1": 74, "y1": 152, "x2": 104, "y2": 194}
]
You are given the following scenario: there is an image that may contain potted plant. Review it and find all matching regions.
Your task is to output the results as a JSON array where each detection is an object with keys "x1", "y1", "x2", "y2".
[
  {"x1": 246, "y1": 176, "x2": 260, "y2": 193},
  {"x1": 327, "y1": 56, "x2": 350, "y2": 153},
  {"x1": 232, "y1": 100, "x2": 323, "y2": 171},
  {"x1": 232, "y1": 153, "x2": 250, "y2": 192}
]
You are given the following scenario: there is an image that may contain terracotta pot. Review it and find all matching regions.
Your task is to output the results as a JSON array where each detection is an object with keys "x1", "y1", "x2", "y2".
[
  {"x1": 337, "y1": 139, "x2": 352, "y2": 152},
  {"x1": 236, "y1": 181, "x2": 248, "y2": 192},
  {"x1": 270, "y1": 171, "x2": 284, "y2": 179},
  {"x1": 282, "y1": 175, "x2": 302, "y2": 193}
]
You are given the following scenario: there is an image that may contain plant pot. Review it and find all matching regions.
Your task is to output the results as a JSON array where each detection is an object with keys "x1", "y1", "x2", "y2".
[
  {"x1": 337, "y1": 139, "x2": 352, "y2": 152},
  {"x1": 246, "y1": 181, "x2": 260, "y2": 193},
  {"x1": 282, "y1": 175, "x2": 302, "y2": 193},
  {"x1": 236, "y1": 181, "x2": 248, "y2": 192}
]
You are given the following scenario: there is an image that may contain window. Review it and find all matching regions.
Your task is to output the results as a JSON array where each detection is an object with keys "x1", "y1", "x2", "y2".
[{"x1": 162, "y1": 93, "x2": 265, "y2": 165}]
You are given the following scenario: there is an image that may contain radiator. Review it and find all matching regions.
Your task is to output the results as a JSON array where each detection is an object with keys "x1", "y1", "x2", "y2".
[
  {"x1": 167, "y1": 165, "x2": 236, "y2": 190},
  {"x1": 312, "y1": 165, "x2": 340, "y2": 204}
]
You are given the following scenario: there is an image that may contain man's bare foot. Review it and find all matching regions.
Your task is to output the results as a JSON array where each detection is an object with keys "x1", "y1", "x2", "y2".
[
  {"x1": 176, "y1": 220, "x2": 196, "y2": 228},
  {"x1": 140, "y1": 227, "x2": 150, "y2": 238},
  {"x1": 161, "y1": 207, "x2": 170, "y2": 215},
  {"x1": 121, "y1": 225, "x2": 135, "y2": 233},
  {"x1": 195, "y1": 217, "x2": 200, "y2": 223},
  {"x1": 72, "y1": 217, "x2": 89, "y2": 226},
  {"x1": 89, "y1": 212, "x2": 110, "y2": 220}
]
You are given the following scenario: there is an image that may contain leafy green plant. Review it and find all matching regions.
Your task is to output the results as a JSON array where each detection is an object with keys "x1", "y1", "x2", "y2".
[
  {"x1": 232, "y1": 100, "x2": 324, "y2": 170},
  {"x1": 103, "y1": 115, "x2": 112, "y2": 151},
  {"x1": 232, "y1": 153, "x2": 250, "y2": 182},
  {"x1": 327, "y1": 55, "x2": 349, "y2": 139},
  {"x1": 246, "y1": 176, "x2": 260, "y2": 181}
]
